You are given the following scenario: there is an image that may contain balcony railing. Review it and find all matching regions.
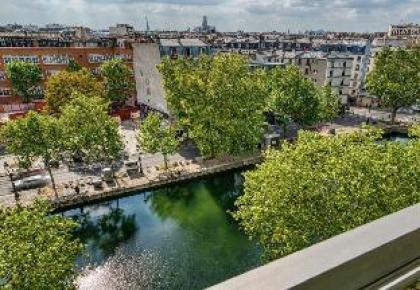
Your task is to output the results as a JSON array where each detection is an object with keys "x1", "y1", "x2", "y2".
[{"x1": 208, "y1": 203, "x2": 420, "y2": 290}]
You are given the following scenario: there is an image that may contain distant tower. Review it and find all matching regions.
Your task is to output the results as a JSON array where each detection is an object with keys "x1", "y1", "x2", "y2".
[
  {"x1": 202, "y1": 16, "x2": 208, "y2": 31},
  {"x1": 201, "y1": 16, "x2": 208, "y2": 29},
  {"x1": 145, "y1": 16, "x2": 150, "y2": 32}
]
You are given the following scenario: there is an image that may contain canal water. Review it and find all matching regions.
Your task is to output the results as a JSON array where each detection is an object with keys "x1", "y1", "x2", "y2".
[{"x1": 63, "y1": 171, "x2": 261, "y2": 290}]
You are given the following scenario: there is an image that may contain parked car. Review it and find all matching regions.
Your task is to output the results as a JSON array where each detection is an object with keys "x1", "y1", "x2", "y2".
[
  {"x1": 125, "y1": 160, "x2": 139, "y2": 174},
  {"x1": 101, "y1": 168, "x2": 114, "y2": 182},
  {"x1": 92, "y1": 177, "x2": 103, "y2": 190},
  {"x1": 14, "y1": 175, "x2": 51, "y2": 190}
]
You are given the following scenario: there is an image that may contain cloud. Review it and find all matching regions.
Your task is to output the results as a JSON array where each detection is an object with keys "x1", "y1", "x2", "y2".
[
  {"x1": 83, "y1": 0, "x2": 226, "y2": 5},
  {"x1": 0, "y1": 0, "x2": 418, "y2": 32}
]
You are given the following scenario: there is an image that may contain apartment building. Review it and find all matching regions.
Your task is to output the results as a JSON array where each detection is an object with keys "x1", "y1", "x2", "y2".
[
  {"x1": 252, "y1": 50, "x2": 362, "y2": 104},
  {"x1": 0, "y1": 46, "x2": 133, "y2": 105},
  {"x1": 159, "y1": 38, "x2": 210, "y2": 59},
  {"x1": 388, "y1": 24, "x2": 420, "y2": 38}
]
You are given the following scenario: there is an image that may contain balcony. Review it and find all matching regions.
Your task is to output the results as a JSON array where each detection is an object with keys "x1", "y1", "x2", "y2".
[{"x1": 208, "y1": 204, "x2": 420, "y2": 290}]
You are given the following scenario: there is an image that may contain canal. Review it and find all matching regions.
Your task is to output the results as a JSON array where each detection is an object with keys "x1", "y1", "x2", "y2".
[{"x1": 63, "y1": 170, "x2": 261, "y2": 290}]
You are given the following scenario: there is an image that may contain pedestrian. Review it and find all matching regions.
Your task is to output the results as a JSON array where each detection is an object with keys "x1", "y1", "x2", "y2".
[{"x1": 74, "y1": 185, "x2": 80, "y2": 195}]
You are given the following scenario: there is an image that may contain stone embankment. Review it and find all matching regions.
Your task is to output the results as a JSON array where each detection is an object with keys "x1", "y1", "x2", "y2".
[{"x1": 2, "y1": 153, "x2": 262, "y2": 210}]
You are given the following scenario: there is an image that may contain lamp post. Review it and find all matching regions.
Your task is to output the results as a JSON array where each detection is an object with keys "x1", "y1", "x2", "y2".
[{"x1": 4, "y1": 162, "x2": 18, "y2": 203}]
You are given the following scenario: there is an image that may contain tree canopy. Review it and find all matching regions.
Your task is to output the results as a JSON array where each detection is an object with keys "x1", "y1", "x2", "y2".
[
  {"x1": 367, "y1": 48, "x2": 420, "y2": 123},
  {"x1": 60, "y1": 93, "x2": 123, "y2": 164},
  {"x1": 100, "y1": 58, "x2": 135, "y2": 109},
  {"x1": 233, "y1": 129, "x2": 420, "y2": 261},
  {"x1": 138, "y1": 112, "x2": 179, "y2": 170},
  {"x1": 5, "y1": 61, "x2": 42, "y2": 103},
  {"x1": 45, "y1": 68, "x2": 104, "y2": 115},
  {"x1": 66, "y1": 59, "x2": 82, "y2": 72},
  {"x1": 0, "y1": 111, "x2": 63, "y2": 195},
  {"x1": 158, "y1": 54, "x2": 267, "y2": 157},
  {"x1": 267, "y1": 66, "x2": 339, "y2": 127},
  {"x1": 0, "y1": 201, "x2": 83, "y2": 289}
]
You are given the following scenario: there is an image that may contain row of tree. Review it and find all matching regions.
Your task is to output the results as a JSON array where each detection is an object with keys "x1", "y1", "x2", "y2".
[
  {"x1": 0, "y1": 94, "x2": 123, "y2": 197},
  {"x1": 157, "y1": 54, "x2": 340, "y2": 158},
  {"x1": 5, "y1": 58, "x2": 135, "y2": 112}
]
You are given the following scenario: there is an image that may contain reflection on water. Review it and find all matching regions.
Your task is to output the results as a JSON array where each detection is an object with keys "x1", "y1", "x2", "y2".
[
  {"x1": 76, "y1": 249, "x2": 168, "y2": 290},
  {"x1": 63, "y1": 171, "x2": 260, "y2": 290}
]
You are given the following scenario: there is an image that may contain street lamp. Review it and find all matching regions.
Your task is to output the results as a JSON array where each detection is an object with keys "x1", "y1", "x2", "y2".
[{"x1": 4, "y1": 162, "x2": 18, "y2": 203}]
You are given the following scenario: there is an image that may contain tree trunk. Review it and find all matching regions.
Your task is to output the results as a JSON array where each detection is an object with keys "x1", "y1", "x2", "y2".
[
  {"x1": 46, "y1": 166, "x2": 58, "y2": 199},
  {"x1": 391, "y1": 108, "x2": 398, "y2": 125},
  {"x1": 138, "y1": 155, "x2": 143, "y2": 174},
  {"x1": 283, "y1": 122, "x2": 288, "y2": 139},
  {"x1": 163, "y1": 154, "x2": 168, "y2": 171},
  {"x1": 8, "y1": 173, "x2": 19, "y2": 204}
]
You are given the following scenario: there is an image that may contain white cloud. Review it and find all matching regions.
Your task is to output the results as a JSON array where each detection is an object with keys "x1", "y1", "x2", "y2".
[{"x1": 0, "y1": 0, "x2": 418, "y2": 31}]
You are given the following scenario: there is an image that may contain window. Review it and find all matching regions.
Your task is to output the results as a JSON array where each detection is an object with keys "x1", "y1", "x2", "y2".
[
  {"x1": 90, "y1": 67, "x2": 100, "y2": 75},
  {"x1": 114, "y1": 54, "x2": 132, "y2": 61},
  {"x1": 3, "y1": 55, "x2": 39, "y2": 64},
  {"x1": 0, "y1": 88, "x2": 11, "y2": 96},
  {"x1": 0, "y1": 71, "x2": 5, "y2": 80},
  {"x1": 46, "y1": 70, "x2": 60, "y2": 77},
  {"x1": 355, "y1": 64, "x2": 360, "y2": 71},
  {"x1": 42, "y1": 55, "x2": 73, "y2": 64},
  {"x1": 88, "y1": 54, "x2": 114, "y2": 63}
]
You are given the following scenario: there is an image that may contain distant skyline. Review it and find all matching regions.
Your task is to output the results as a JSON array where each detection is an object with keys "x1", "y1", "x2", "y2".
[{"x1": 1, "y1": 0, "x2": 419, "y2": 32}]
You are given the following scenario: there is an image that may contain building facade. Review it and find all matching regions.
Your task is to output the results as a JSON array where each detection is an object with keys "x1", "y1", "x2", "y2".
[
  {"x1": 388, "y1": 24, "x2": 420, "y2": 37},
  {"x1": 0, "y1": 46, "x2": 133, "y2": 106}
]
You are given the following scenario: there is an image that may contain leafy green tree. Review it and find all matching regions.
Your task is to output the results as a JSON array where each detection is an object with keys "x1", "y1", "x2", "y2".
[
  {"x1": 66, "y1": 59, "x2": 82, "y2": 72},
  {"x1": 158, "y1": 54, "x2": 267, "y2": 157},
  {"x1": 367, "y1": 48, "x2": 420, "y2": 124},
  {"x1": 5, "y1": 61, "x2": 42, "y2": 103},
  {"x1": 316, "y1": 85, "x2": 340, "y2": 122},
  {"x1": 0, "y1": 200, "x2": 83, "y2": 289},
  {"x1": 45, "y1": 68, "x2": 104, "y2": 115},
  {"x1": 409, "y1": 124, "x2": 420, "y2": 138},
  {"x1": 100, "y1": 58, "x2": 135, "y2": 109},
  {"x1": 60, "y1": 93, "x2": 123, "y2": 164},
  {"x1": 267, "y1": 66, "x2": 321, "y2": 129},
  {"x1": 0, "y1": 112, "x2": 63, "y2": 197},
  {"x1": 233, "y1": 129, "x2": 420, "y2": 261},
  {"x1": 138, "y1": 112, "x2": 179, "y2": 170}
]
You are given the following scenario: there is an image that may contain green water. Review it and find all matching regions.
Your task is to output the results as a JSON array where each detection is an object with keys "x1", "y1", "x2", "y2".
[{"x1": 63, "y1": 171, "x2": 261, "y2": 289}]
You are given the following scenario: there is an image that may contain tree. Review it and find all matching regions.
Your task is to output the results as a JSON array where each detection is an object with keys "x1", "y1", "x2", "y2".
[
  {"x1": 0, "y1": 201, "x2": 83, "y2": 289},
  {"x1": 60, "y1": 93, "x2": 123, "y2": 164},
  {"x1": 137, "y1": 112, "x2": 179, "y2": 170},
  {"x1": 0, "y1": 112, "x2": 63, "y2": 197},
  {"x1": 100, "y1": 58, "x2": 135, "y2": 109},
  {"x1": 316, "y1": 85, "x2": 340, "y2": 122},
  {"x1": 5, "y1": 61, "x2": 42, "y2": 103},
  {"x1": 158, "y1": 54, "x2": 267, "y2": 157},
  {"x1": 45, "y1": 68, "x2": 104, "y2": 115},
  {"x1": 233, "y1": 129, "x2": 420, "y2": 261},
  {"x1": 367, "y1": 48, "x2": 420, "y2": 124},
  {"x1": 267, "y1": 66, "x2": 320, "y2": 129},
  {"x1": 66, "y1": 59, "x2": 82, "y2": 72}
]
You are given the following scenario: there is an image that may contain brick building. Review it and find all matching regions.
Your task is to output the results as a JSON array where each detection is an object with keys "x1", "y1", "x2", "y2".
[{"x1": 0, "y1": 46, "x2": 133, "y2": 109}]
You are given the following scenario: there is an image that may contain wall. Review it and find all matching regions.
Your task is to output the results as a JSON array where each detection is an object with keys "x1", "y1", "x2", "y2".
[
  {"x1": 132, "y1": 43, "x2": 168, "y2": 114},
  {"x1": 0, "y1": 46, "x2": 133, "y2": 105}
]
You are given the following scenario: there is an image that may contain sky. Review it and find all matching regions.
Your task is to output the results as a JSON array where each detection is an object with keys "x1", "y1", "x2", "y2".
[{"x1": 0, "y1": 0, "x2": 419, "y2": 32}]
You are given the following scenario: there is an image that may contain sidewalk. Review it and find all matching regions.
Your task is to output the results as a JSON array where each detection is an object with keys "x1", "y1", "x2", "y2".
[{"x1": 0, "y1": 152, "x2": 261, "y2": 209}]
